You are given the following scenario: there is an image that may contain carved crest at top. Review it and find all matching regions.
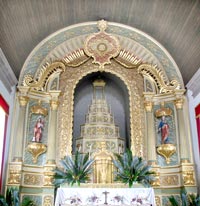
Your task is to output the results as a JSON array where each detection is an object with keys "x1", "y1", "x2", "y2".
[{"x1": 84, "y1": 20, "x2": 120, "y2": 70}]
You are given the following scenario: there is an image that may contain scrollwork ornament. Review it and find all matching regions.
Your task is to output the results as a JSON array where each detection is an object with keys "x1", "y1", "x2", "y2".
[
  {"x1": 161, "y1": 175, "x2": 179, "y2": 186},
  {"x1": 151, "y1": 172, "x2": 160, "y2": 186},
  {"x1": 24, "y1": 174, "x2": 42, "y2": 185},
  {"x1": 183, "y1": 171, "x2": 195, "y2": 185},
  {"x1": 22, "y1": 61, "x2": 65, "y2": 91},
  {"x1": 44, "y1": 164, "x2": 56, "y2": 186},
  {"x1": 44, "y1": 174, "x2": 54, "y2": 186},
  {"x1": 155, "y1": 196, "x2": 161, "y2": 206},
  {"x1": 138, "y1": 64, "x2": 181, "y2": 94},
  {"x1": 43, "y1": 196, "x2": 53, "y2": 206},
  {"x1": 8, "y1": 170, "x2": 21, "y2": 184}
]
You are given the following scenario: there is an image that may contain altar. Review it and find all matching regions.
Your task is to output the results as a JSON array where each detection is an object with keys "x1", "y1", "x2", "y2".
[{"x1": 55, "y1": 187, "x2": 156, "y2": 206}]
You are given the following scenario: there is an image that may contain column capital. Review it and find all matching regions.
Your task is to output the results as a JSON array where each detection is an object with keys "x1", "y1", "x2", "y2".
[
  {"x1": 50, "y1": 100, "x2": 59, "y2": 110},
  {"x1": 143, "y1": 92, "x2": 155, "y2": 112},
  {"x1": 174, "y1": 98, "x2": 184, "y2": 109},
  {"x1": 18, "y1": 96, "x2": 29, "y2": 106},
  {"x1": 144, "y1": 100, "x2": 153, "y2": 112},
  {"x1": 17, "y1": 85, "x2": 29, "y2": 95}
]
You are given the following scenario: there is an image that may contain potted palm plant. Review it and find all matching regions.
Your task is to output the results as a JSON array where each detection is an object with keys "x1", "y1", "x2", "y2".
[
  {"x1": 168, "y1": 188, "x2": 200, "y2": 206},
  {"x1": 113, "y1": 149, "x2": 155, "y2": 187},
  {"x1": 54, "y1": 151, "x2": 94, "y2": 187},
  {"x1": 0, "y1": 188, "x2": 35, "y2": 206}
]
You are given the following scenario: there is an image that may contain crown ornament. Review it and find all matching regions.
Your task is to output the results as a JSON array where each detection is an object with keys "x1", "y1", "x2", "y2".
[
  {"x1": 155, "y1": 102, "x2": 172, "y2": 118},
  {"x1": 30, "y1": 100, "x2": 48, "y2": 116}
]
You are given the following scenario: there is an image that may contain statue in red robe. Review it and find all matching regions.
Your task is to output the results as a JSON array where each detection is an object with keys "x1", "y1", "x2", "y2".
[
  {"x1": 158, "y1": 116, "x2": 169, "y2": 144},
  {"x1": 32, "y1": 116, "x2": 44, "y2": 142}
]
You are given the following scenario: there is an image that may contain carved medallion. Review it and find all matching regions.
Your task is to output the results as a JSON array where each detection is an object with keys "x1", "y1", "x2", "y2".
[{"x1": 84, "y1": 20, "x2": 120, "y2": 70}]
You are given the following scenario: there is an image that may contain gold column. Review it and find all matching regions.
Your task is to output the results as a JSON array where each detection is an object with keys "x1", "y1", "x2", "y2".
[
  {"x1": 13, "y1": 95, "x2": 29, "y2": 161},
  {"x1": 144, "y1": 94, "x2": 157, "y2": 163},
  {"x1": 174, "y1": 97, "x2": 189, "y2": 162}
]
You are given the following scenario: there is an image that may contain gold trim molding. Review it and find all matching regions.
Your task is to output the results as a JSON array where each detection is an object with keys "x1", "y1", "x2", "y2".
[
  {"x1": 24, "y1": 173, "x2": 43, "y2": 185},
  {"x1": 58, "y1": 59, "x2": 144, "y2": 159},
  {"x1": 43, "y1": 196, "x2": 54, "y2": 206},
  {"x1": 22, "y1": 62, "x2": 65, "y2": 91},
  {"x1": 182, "y1": 171, "x2": 195, "y2": 186},
  {"x1": 138, "y1": 64, "x2": 180, "y2": 94},
  {"x1": 160, "y1": 175, "x2": 179, "y2": 186},
  {"x1": 63, "y1": 49, "x2": 90, "y2": 67},
  {"x1": 114, "y1": 49, "x2": 142, "y2": 68}
]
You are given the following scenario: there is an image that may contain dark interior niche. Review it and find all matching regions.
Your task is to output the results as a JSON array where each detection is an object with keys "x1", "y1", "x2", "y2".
[{"x1": 72, "y1": 72, "x2": 130, "y2": 152}]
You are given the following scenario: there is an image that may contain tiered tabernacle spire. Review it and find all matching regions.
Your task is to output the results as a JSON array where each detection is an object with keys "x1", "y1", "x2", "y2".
[{"x1": 75, "y1": 79, "x2": 125, "y2": 155}]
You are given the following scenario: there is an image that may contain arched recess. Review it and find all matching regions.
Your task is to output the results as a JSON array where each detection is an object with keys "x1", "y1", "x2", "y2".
[
  {"x1": 72, "y1": 71, "x2": 130, "y2": 153},
  {"x1": 56, "y1": 59, "x2": 144, "y2": 162}
]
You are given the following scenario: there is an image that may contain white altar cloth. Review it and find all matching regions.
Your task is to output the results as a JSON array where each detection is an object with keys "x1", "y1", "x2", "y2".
[{"x1": 55, "y1": 187, "x2": 156, "y2": 206}]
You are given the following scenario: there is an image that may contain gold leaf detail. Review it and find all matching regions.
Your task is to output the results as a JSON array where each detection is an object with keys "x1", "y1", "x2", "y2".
[
  {"x1": 138, "y1": 64, "x2": 181, "y2": 93},
  {"x1": 63, "y1": 49, "x2": 90, "y2": 67},
  {"x1": 23, "y1": 62, "x2": 65, "y2": 91},
  {"x1": 114, "y1": 50, "x2": 142, "y2": 68}
]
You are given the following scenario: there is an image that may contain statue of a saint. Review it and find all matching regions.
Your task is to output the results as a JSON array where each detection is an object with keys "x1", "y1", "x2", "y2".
[
  {"x1": 32, "y1": 116, "x2": 44, "y2": 142},
  {"x1": 158, "y1": 116, "x2": 169, "y2": 144}
]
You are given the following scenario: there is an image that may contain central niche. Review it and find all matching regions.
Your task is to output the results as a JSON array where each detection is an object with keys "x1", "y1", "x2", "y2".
[{"x1": 73, "y1": 72, "x2": 130, "y2": 154}]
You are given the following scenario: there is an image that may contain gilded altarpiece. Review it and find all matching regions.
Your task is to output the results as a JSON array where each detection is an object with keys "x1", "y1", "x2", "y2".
[
  {"x1": 6, "y1": 20, "x2": 198, "y2": 206},
  {"x1": 57, "y1": 59, "x2": 145, "y2": 160}
]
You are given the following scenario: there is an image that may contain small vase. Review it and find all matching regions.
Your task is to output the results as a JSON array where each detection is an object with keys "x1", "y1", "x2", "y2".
[{"x1": 131, "y1": 182, "x2": 144, "y2": 188}]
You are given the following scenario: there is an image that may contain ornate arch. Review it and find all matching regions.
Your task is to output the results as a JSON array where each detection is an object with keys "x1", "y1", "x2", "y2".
[
  {"x1": 19, "y1": 20, "x2": 184, "y2": 89},
  {"x1": 57, "y1": 59, "x2": 144, "y2": 161}
]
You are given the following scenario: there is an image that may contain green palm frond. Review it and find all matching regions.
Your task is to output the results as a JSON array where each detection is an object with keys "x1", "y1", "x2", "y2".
[
  {"x1": 54, "y1": 151, "x2": 94, "y2": 187},
  {"x1": 0, "y1": 195, "x2": 8, "y2": 206},
  {"x1": 168, "y1": 188, "x2": 200, "y2": 206},
  {"x1": 168, "y1": 195, "x2": 179, "y2": 206},
  {"x1": 0, "y1": 187, "x2": 33, "y2": 206},
  {"x1": 188, "y1": 193, "x2": 200, "y2": 206},
  {"x1": 113, "y1": 149, "x2": 155, "y2": 187},
  {"x1": 21, "y1": 197, "x2": 36, "y2": 206}
]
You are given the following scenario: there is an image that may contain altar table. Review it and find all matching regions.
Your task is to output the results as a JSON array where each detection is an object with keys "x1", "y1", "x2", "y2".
[{"x1": 55, "y1": 187, "x2": 156, "y2": 206}]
